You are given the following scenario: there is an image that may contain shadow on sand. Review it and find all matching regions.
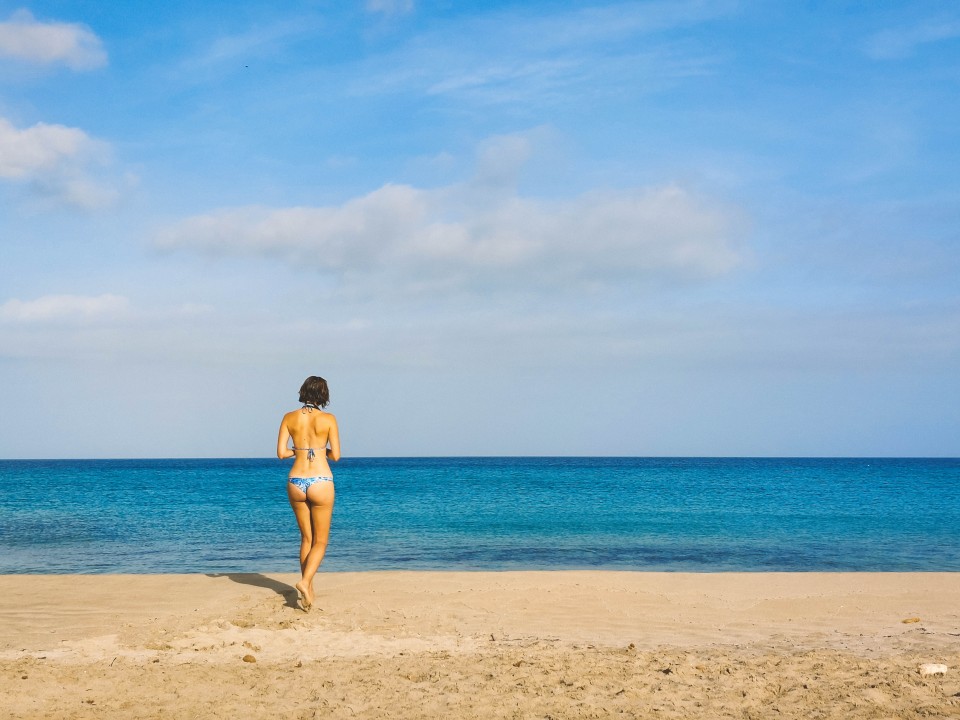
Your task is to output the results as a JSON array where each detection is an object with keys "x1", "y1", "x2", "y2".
[{"x1": 206, "y1": 573, "x2": 299, "y2": 610}]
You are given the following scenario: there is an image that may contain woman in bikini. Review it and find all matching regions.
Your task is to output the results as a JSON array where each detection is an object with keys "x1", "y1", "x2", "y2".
[{"x1": 276, "y1": 375, "x2": 341, "y2": 611}]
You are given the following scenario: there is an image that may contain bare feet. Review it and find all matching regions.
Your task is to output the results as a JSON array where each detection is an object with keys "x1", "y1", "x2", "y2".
[{"x1": 295, "y1": 581, "x2": 312, "y2": 611}]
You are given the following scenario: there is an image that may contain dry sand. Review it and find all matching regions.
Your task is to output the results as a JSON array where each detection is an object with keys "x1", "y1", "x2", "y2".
[{"x1": 2, "y1": 572, "x2": 959, "y2": 719}]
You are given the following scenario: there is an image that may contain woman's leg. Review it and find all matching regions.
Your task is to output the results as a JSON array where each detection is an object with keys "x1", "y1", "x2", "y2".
[
  {"x1": 301, "y1": 481, "x2": 335, "y2": 605},
  {"x1": 287, "y1": 483, "x2": 313, "y2": 576}
]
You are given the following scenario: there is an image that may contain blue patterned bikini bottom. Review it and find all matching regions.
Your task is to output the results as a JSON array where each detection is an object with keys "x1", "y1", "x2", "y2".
[{"x1": 288, "y1": 476, "x2": 333, "y2": 494}]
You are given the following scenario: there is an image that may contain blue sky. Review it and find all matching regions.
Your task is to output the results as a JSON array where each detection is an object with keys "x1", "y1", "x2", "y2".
[{"x1": 1, "y1": 0, "x2": 958, "y2": 458}]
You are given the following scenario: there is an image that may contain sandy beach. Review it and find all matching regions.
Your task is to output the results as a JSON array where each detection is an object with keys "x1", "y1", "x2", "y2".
[{"x1": 2, "y1": 572, "x2": 958, "y2": 718}]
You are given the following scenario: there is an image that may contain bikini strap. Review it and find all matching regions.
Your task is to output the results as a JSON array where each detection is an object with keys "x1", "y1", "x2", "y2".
[{"x1": 292, "y1": 446, "x2": 317, "y2": 462}]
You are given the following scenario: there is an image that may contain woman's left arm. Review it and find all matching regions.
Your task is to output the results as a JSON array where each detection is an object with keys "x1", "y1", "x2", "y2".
[{"x1": 277, "y1": 417, "x2": 294, "y2": 459}]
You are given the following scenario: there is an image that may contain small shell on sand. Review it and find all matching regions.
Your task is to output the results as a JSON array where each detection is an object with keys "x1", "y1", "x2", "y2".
[
  {"x1": 242, "y1": 655, "x2": 257, "y2": 663},
  {"x1": 919, "y1": 663, "x2": 948, "y2": 676},
  {"x1": 902, "y1": 617, "x2": 921, "y2": 624}
]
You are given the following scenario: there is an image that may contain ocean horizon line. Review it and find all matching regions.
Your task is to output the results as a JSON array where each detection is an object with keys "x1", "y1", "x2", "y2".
[{"x1": 2, "y1": 454, "x2": 959, "y2": 462}]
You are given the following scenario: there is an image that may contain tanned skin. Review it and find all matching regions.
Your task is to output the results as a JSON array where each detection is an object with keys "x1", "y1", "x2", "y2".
[{"x1": 277, "y1": 406, "x2": 341, "y2": 609}]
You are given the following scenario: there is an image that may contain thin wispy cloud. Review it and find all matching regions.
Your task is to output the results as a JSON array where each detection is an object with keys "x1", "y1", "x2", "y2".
[
  {"x1": 349, "y1": 0, "x2": 729, "y2": 104},
  {"x1": 863, "y1": 16, "x2": 960, "y2": 60},
  {"x1": 0, "y1": 294, "x2": 213, "y2": 325},
  {"x1": 0, "y1": 294, "x2": 218, "y2": 364},
  {"x1": 488, "y1": 0, "x2": 736, "y2": 50},
  {"x1": 365, "y1": 0, "x2": 415, "y2": 17},
  {"x1": 180, "y1": 17, "x2": 321, "y2": 72},
  {"x1": 0, "y1": 294, "x2": 130, "y2": 324},
  {"x1": 0, "y1": 9, "x2": 106, "y2": 69}
]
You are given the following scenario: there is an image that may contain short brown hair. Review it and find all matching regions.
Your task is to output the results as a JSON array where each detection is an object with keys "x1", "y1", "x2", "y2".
[{"x1": 298, "y1": 376, "x2": 330, "y2": 408}]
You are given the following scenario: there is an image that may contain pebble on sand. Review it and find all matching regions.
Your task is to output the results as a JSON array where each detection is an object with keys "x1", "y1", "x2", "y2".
[
  {"x1": 901, "y1": 617, "x2": 921, "y2": 624},
  {"x1": 242, "y1": 655, "x2": 257, "y2": 663},
  {"x1": 919, "y1": 663, "x2": 948, "y2": 676}
]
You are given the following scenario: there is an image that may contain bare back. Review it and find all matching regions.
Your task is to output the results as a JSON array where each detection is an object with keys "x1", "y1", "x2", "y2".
[{"x1": 277, "y1": 407, "x2": 340, "y2": 478}]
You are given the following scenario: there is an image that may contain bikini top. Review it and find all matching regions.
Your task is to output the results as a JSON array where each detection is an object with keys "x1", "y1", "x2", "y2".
[
  {"x1": 292, "y1": 446, "x2": 321, "y2": 462},
  {"x1": 294, "y1": 404, "x2": 325, "y2": 461}
]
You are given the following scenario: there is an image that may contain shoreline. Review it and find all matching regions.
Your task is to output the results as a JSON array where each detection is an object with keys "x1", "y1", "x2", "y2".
[{"x1": 3, "y1": 571, "x2": 959, "y2": 718}]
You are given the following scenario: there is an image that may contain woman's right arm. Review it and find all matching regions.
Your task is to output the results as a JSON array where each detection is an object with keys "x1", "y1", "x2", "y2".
[
  {"x1": 277, "y1": 417, "x2": 294, "y2": 459},
  {"x1": 326, "y1": 415, "x2": 341, "y2": 462}
]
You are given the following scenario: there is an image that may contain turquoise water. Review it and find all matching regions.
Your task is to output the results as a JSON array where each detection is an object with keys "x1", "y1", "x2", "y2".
[{"x1": 1, "y1": 457, "x2": 958, "y2": 573}]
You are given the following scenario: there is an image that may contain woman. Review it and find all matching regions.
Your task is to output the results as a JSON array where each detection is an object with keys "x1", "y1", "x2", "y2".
[{"x1": 277, "y1": 375, "x2": 341, "y2": 611}]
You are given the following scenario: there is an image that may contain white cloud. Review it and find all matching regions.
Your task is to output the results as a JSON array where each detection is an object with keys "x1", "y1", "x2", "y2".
[
  {"x1": 0, "y1": 294, "x2": 130, "y2": 324},
  {"x1": 0, "y1": 9, "x2": 106, "y2": 70},
  {"x1": 156, "y1": 137, "x2": 744, "y2": 295},
  {"x1": 863, "y1": 17, "x2": 960, "y2": 60},
  {"x1": 0, "y1": 117, "x2": 94, "y2": 178},
  {"x1": 0, "y1": 116, "x2": 118, "y2": 209},
  {"x1": 365, "y1": 0, "x2": 414, "y2": 17}
]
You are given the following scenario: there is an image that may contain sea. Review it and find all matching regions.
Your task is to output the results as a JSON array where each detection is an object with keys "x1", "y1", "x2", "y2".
[{"x1": 1, "y1": 457, "x2": 958, "y2": 574}]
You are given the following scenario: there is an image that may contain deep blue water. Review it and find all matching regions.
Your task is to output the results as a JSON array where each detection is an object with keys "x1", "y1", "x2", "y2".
[{"x1": 1, "y1": 457, "x2": 958, "y2": 573}]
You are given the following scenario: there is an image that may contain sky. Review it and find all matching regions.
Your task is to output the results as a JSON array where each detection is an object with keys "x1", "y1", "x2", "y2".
[{"x1": 0, "y1": 0, "x2": 958, "y2": 458}]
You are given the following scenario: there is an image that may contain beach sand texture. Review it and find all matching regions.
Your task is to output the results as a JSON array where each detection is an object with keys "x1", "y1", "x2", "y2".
[{"x1": 2, "y1": 572, "x2": 959, "y2": 719}]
